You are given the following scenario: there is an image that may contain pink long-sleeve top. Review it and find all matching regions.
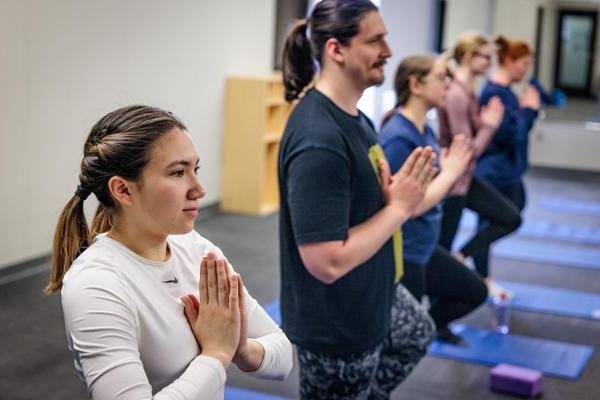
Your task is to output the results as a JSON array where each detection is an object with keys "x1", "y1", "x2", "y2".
[{"x1": 437, "y1": 78, "x2": 497, "y2": 195}]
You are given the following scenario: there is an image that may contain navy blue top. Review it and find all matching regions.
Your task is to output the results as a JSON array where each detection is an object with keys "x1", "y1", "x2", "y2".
[
  {"x1": 278, "y1": 89, "x2": 396, "y2": 356},
  {"x1": 380, "y1": 112, "x2": 442, "y2": 267},
  {"x1": 475, "y1": 81, "x2": 538, "y2": 185}
]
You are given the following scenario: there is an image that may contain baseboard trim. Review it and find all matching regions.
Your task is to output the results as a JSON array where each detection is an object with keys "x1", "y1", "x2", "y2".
[
  {"x1": 0, "y1": 202, "x2": 222, "y2": 286},
  {"x1": 0, "y1": 254, "x2": 51, "y2": 287}
]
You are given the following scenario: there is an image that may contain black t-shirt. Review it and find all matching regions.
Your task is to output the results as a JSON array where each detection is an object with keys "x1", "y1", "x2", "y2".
[{"x1": 278, "y1": 89, "x2": 395, "y2": 356}]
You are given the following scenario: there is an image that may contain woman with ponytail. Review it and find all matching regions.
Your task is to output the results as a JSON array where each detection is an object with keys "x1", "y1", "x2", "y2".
[
  {"x1": 380, "y1": 54, "x2": 488, "y2": 344},
  {"x1": 48, "y1": 105, "x2": 292, "y2": 399},
  {"x1": 279, "y1": 0, "x2": 436, "y2": 397},
  {"x1": 473, "y1": 35, "x2": 540, "y2": 264},
  {"x1": 437, "y1": 32, "x2": 522, "y2": 299}
]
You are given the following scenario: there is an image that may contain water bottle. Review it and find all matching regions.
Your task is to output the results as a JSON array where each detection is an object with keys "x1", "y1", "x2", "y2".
[{"x1": 492, "y1": 294, "x2": 511, "y2": 334}]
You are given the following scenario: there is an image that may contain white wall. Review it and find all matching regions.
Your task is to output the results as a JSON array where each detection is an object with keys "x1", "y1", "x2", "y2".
[
  {"x1": 531, "y1": 121, "x2": 600, "y2": 170},
  {"x1": 0, "y1": 0, "x2": 276, "y2": 268}
]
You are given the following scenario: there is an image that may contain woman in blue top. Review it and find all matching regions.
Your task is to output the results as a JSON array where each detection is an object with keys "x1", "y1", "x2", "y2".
[
  {"x1": 380, "y1": 55, "x2": 488, "y2": 344},
  {"x1": 476, "y1": 35, "x2": 541, "y2": 210}
]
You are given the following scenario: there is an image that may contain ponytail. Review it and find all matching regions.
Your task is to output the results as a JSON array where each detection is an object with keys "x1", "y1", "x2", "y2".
[
  {"x1": 440, "y1": 49, "x2": 455, "y2": 80},
  {"x1": 494, "y1": 34, "x2": 510, "y2": 64},
  {"x1": 45, "y1": 195, "x2": 90, "y2": 294},
  {"x1": 45, "y1": 105, "x2": 185, "y2": 294},
  {"x1": 380, "y1": 104, "x2": 400, "y2": 130},
  {"x1": 91, "y1": 203, "x2": 112, "y2": 238},
  {"x1": 494, "y1": 34, "x2": 531, "y2": 65},
  {"x1": 494, "y1": 34, "x2": 509, "y2": 49},
  {"x1": 281, "y1": 0, "x2": 379, "y2": 102},
  {"x1": 381, "y1": 55, "x2": 435, "y2": 130},
  {"x1": 283, "y1": 20, "x2": 315, "y2": 102}
]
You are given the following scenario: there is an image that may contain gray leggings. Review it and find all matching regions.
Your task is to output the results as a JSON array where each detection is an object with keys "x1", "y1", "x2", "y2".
[{"x1": 296, "y1": 284, "x2": 436, "y2": 400}]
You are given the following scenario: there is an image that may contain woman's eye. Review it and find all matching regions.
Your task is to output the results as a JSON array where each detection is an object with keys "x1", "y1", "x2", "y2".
[
  {"x1": 194, "y1": 166, "x2": 200, "y2": 175},
  {"x1": 172, "y1": 170, "x2": 185, "y2": 177}
]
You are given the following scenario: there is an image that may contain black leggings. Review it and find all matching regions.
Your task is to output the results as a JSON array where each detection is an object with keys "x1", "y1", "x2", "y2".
[
  {"x1": 401, "y1": 246, "x2": 488, "y2": 331},
  {"x1": 439, "y1": 177, "x2": 522, "y2": 277},
  {"x1": 491, "y1": 180, "x2": 527, "y2": 211}
]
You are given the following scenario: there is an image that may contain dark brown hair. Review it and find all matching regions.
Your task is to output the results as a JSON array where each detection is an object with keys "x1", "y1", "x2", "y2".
[
  {"x1": 282, "y1": 0, "x2": 378, "y2": 101},
  {"x1": 46, "y1": 105, "x2": 186, "y2": 293}
]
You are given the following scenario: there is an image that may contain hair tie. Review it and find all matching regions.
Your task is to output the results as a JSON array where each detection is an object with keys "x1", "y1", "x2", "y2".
[
  {"x1": 75, "y1": 185, "x2": 91, "y2": 201},
  {"x1": 84, "y1": 155, "x2": 99, "y2": 164}
]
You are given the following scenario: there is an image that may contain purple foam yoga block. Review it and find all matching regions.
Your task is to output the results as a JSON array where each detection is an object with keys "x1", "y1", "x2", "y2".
[{"x1": 490, "y1": 363, "x2": 543, "y2": 398}]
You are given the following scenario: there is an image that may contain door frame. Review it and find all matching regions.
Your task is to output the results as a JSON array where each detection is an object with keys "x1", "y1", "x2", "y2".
[{"x1": 553, "y1": 9, "x2": 598, "y2": 97}]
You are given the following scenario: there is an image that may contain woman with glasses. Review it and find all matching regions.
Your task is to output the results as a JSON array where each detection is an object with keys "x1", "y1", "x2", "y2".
[
  {"x1": 437, "y1": 32, "x2": 522, "y2": 299},
  {"x1": 380, "y1": 55, "x2": 488, "y2": 344}
]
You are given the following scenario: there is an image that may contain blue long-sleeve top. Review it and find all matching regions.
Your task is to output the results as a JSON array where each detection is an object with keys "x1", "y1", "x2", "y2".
[{"x1": 475, "y1": 81, "x2": 538, "y2": 185}]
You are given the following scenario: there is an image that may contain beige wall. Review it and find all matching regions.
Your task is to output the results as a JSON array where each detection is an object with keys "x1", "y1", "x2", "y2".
[
  {"x1": 494, "y1": 0, "x2": 543, "y2": 45},
  {"x1": 445, "y1": 0, "x2": 600, "y2": 90},
  {"x1": 443, "y1": 0, "x2": 492, "y2": 49},
  {"x1": 0, "y1": 0, "x2": 276, "y2": 268}
]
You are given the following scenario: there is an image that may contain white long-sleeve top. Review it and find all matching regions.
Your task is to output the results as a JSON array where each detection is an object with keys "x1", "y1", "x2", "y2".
[{"x1": 61, "y1": 230, "x2": 293, "y2": 400}]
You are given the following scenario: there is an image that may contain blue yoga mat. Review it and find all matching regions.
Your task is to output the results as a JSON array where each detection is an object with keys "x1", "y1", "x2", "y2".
[
  {"x1": 226, "y1": 387, "x2": 288, "y2": 400},
  {"x1": 263, "y1": 300, "x2": 282, "y2": 326},
  {"x1": 263, "y1": 300, "x2": 595, "y2": 379},
  {"x1": 540, "y1": 198, "x2": 600, "y2": 217},
  {"x1": 495, "y1": 280, "x2": 600, "y2": 320},
  {"x1": 454, "y1": 232, "x2": 600, "y2": 270},
  {"x1": 459, "y1": 210, "x2": 600, "y2": 245},
  {"x1": 492, "y1": 240, "x2": 600, "y2": 270},
  {"x1": 429, "y1": 324, "x2": 594, "y2": 380}
]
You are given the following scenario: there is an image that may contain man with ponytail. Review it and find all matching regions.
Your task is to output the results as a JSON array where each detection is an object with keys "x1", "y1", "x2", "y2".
[
  {"x1": 279, "y1": 0, "x2": 436, "y2": 398},
  {"x1": 48, "y1": 105, "x2": 292, "y2": 399}
]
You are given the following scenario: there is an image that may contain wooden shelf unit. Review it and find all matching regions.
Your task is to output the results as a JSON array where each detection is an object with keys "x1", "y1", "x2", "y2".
[{"x1": 220, "y1": 74, "x2": 293, "y2": 215}]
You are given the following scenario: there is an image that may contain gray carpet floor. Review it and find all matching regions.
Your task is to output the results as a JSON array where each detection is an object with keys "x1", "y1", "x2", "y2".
[{"x1": 1, "y1": 167, "x2": 599, "y2": 399}]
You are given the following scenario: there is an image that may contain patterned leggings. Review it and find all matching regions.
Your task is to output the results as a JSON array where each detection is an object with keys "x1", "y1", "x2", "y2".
[{"x1": 297, "y1": 284, "x2": 436, "y2": 399}]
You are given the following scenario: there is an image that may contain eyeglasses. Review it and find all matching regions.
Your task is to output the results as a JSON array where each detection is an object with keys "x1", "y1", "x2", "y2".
[
  {"x1": 420, "y1": 75, "x2": 452, "y2": 85},
  {"x1": 474, "y1": 52, "x2": 492, "y2": 61}
]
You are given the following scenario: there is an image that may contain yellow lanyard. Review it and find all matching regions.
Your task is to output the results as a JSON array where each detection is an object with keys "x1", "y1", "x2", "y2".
[{"x1": 368, "y1": 144, "x2": 404, "y2": 283}]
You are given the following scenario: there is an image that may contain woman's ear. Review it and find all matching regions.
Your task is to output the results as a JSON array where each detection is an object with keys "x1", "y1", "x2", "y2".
[
  {"x1": 463, "y1": 52, "x2": 474, "y2": 64},
  {"x1": 107, "y1": 176, "x2": 134, "y2": 208},
  {"x1": 408, "y1": 76, "x2": 422, "y2": 98}
]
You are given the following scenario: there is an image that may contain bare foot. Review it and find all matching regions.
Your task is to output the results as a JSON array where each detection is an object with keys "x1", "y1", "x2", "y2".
[
  {"x1": 451, "y1": 251, "x2": 465, "y2": 262},
  {"x1": 487, "y1": 279, "x2": 514, "y2": 300}
]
